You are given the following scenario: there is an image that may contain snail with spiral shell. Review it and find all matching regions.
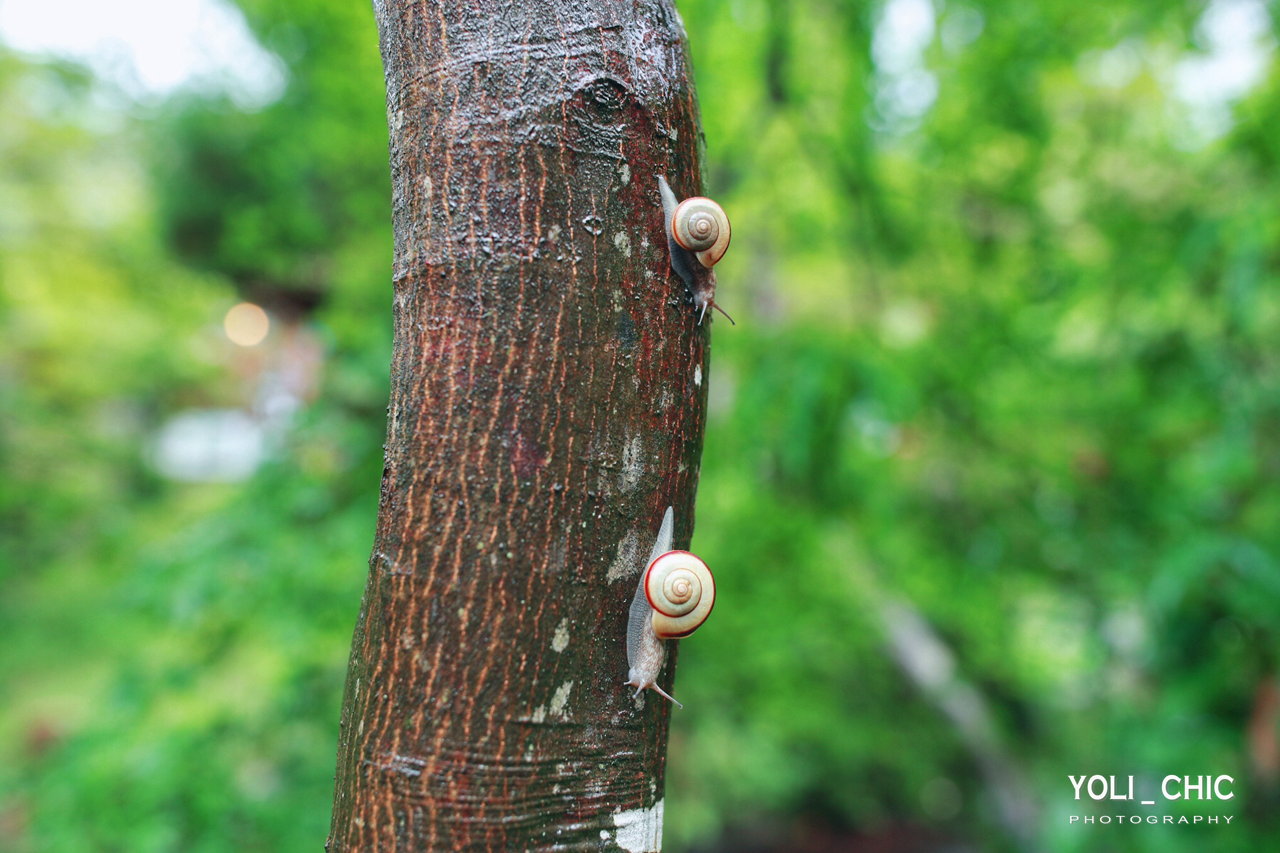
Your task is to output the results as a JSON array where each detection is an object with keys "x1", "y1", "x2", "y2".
[
  {"x1": 658, "y1": 176, "x2": 734, "y2": 325},
  {"x1": 625, "y1": 506, "x2": 716, "y2": 708}
]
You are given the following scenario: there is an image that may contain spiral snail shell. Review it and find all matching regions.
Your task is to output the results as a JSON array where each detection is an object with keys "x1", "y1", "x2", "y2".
[
  {"x1": 623, "y1": 506, "x2": 716, "y2": 708},
  {"x1": 671, "y1": 197, "x2": 731, "y2": 269},
  {"x1": 645, "y1": 550, "x2": 715, "y2": 639}
]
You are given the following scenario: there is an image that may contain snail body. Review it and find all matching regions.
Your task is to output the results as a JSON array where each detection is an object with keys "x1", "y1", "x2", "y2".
[
  {"x1": 658, "y1": 177, "x2": 734, "y2": 325},
  {"x1": 624, "y1": 506, "x2": 716, "y2": 708}
]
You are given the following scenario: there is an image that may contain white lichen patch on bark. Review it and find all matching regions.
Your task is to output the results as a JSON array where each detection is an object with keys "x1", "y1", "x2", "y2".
[
  {"x1": 693, "y1": 364, "x2": 702, "y2": 386},
  {"x1": 552, "y1": 618, "x2": 570, "y2": 652},
  {"x1": 550, "y1": 681, "x2": 574, "y2": 719},
  {"x1": 607, "y1": 529, "x2": 641, "y2": 581},
  {"x1": 614, "y1": 231, "x2": 632, "y2": 258},
  {"x1": 613, "y1": 799, "x2": 664, "y2": 852}
]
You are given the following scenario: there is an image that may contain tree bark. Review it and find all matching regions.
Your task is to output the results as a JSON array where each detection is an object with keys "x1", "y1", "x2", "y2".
[{"x1": 327, "y1": 2, "x2": 709, "y2": 850}]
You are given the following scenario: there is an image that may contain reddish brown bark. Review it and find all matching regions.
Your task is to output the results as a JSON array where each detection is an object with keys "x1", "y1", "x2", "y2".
[{"x1": 327, "y1": 1, "x2": 710, "y2": 850}]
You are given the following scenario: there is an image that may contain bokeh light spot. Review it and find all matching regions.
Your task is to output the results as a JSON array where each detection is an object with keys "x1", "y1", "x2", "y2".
[{"x1": 224, "y1": 302, "x2": 270, "y2": 346}]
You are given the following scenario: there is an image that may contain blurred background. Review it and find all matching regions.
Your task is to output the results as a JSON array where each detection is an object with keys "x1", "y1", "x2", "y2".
[{"x1": 2, "y1": 0, "x2": 1279, "y2": 850}]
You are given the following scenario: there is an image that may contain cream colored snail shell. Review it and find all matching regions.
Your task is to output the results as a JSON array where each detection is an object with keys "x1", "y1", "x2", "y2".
[
  {"x1": 644, "y1": 550, "x2": 715, "y2": 639},
  {"x1": 671, "y1": 197, "x2": 731, "y2": 269}
]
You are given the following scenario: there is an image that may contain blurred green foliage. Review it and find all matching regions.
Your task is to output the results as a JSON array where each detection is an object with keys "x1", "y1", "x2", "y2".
[{"x1": 3, "y1": 0, "x2": 1280, "y2": 851}]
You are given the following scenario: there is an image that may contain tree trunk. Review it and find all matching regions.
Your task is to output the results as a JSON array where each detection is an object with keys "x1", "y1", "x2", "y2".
[{"x1": 327, "y1": 2, "x2": 710, "y2": 850}]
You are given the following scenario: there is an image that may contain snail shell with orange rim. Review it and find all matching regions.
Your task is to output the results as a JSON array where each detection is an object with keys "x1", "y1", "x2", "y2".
[{"x1": 644, "y1": 550, "x2": 715, "y2": 639}]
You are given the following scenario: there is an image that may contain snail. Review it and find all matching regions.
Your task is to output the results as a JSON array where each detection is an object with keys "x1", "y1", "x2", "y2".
[
  {"x1": 658, "y1": 176, "x2": 734, "y2": 326},
  {"x1": 624, "y1": 506, "x2": 716, "y2": 708}
]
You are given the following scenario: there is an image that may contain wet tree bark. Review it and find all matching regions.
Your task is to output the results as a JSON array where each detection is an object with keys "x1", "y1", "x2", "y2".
[{"x1": 327, "y1": 2, "x2": 710, "y2": 850}]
